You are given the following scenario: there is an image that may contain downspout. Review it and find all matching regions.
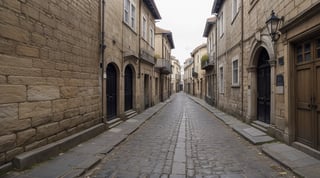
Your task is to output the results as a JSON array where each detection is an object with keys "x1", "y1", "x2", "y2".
[
  {"x1": 100, "y1": 0, "x2": 106, "y2": 122},
  {"x1": 241, "y1": 0, "x2": 244, "y2": 119},
  {"x1": 215, "y1": 18, "x2": 218, "y2": 106},
  {"x1": 138, "y1": 0, "x2": 142, "y2": 78}
]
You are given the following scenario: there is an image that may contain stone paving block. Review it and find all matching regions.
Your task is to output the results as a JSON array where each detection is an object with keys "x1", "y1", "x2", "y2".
[{"x1": 171, "y1": 162, "x2": 186, "y2": 175}]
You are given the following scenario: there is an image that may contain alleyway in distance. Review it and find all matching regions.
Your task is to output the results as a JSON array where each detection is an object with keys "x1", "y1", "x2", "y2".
[{"x1": 86, "y1": 93, "x2": 295, "y2": 178}]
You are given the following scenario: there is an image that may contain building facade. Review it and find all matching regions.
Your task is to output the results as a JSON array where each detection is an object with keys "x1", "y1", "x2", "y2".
[
  {"x1": 155, "y1": 26, "x2": 175, "y2": 101},
  {"x1": 183, "y1": 58, "x2": 194, "y2": 95},
  {"x1": 191, "y1": 44, "x2": 207, "y2": 99},
  {"x1": 0, "y1": 0, "x2": 171, "y2": 170},
  {"x1": 171, "y1": 56, "x2": 181, "y2": 93},
  {"x1": 0, "y1": 0, "x2": 101, "y2": 167},
  {"x1": 211, "y1": 0, "x2": 320, "y2": 157},
  {"x1": 203, "y1": 17, "x2": 217, "y2": 106}
]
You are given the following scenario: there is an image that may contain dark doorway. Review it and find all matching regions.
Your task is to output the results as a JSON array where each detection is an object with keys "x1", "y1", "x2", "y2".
[
  {"x1": 106, "y1": 64, "x2": 117, "y2": 120},
  {"x1": 257, "y1": 48, "x2": 271, "y2": 124},
  {"x1": 125, "y1": 66, "x2": 133, "y2": 111},
  {"x1": 144, "y1": 74, "x2": 150, "y2": 109}
]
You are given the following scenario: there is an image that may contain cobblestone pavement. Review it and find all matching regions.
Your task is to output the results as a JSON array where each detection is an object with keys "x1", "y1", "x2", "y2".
[{"x1": 86, "y1": 93, "x2": 295, "y2": 178}]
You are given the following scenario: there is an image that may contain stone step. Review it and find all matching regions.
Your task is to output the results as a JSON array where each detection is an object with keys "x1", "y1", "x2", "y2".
[
  {"x1": 124, "y1": 110, "x2": 137, "y2": 120},
  {"x1": 251, "y1": 120, "x2": 269, "y2": 132},
  {"x1": 107, "y1": 118, "x2": 123, "y2": 129}
]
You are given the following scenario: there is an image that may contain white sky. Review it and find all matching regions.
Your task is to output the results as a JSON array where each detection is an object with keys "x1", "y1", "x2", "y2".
[{"x1": 154, "y1": 0, "x2": 214, "y2": 66}]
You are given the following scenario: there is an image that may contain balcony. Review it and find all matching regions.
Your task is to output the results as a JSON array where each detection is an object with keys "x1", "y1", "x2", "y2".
[
  {"x1": 140, "y1": 50, "x2": 155, "y2": 65},
  {"x1": 201, "y1": 60, "x2": 214, "y2": 70},
  {"x1": 155, "y1": 58, "x2": 172, "y2": 74}
]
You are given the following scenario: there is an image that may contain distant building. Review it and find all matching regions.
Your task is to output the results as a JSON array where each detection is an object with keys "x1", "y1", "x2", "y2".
[
  {"x1": 191, "y1": 44, "x2": 207, "y2": 99},
  {"x1": 171, "y1": 56, "x2": 181, "y2": 93},
  {"x1": 155, "y1": 26, "x2": 175, "y2": 101}
]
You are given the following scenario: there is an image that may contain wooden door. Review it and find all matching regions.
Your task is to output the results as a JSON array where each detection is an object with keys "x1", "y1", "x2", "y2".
[
  {"x1": 106, "y1": 64, "x2": 117, "y2": 120},
  {"x1": 295, "y1": 39, "x2": 320, "y2": 150},
  {"x1": 257, "y1": 49, "x2": 271, "y2": 124},
  {"x1": 125, "y1": 66, "x2": 133, "y2": 111}
]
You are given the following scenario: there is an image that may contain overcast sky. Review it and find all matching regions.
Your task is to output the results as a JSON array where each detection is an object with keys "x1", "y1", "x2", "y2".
[{"x1": 154, "y1": 0, "x2": 214, "y2": 66}]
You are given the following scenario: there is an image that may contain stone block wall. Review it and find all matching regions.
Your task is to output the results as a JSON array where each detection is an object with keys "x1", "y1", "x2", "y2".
[{"x1": 0, "y1": 0, "x2": 101, "y2": 165}]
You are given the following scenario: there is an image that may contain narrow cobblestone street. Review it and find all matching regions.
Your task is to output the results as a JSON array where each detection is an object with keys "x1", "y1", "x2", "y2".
[{"x1": 86, "y1": 93, "x2": 295, "y2": 178}]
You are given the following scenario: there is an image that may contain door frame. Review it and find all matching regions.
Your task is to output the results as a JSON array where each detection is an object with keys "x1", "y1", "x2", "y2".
[
  {"x1": 106, "y1": 63, "x2": 119, "y2": 120},
  {"x1": 247, "y1": 36, "x2": 276, "y2": 125},
  {"x1": 124, "y1": 64, "x2": 136, "y2": 111}
]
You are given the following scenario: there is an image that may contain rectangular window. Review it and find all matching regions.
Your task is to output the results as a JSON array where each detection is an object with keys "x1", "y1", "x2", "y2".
[
  {"x1": 304, "y1": 43, "x2": 311, "y2": 61},
  {"x1": 124, "y1": 0, "x2": 136, "y2": 31},
  {"x1": 130, "y1": 4, "x2": 136, "y2": 29},
  {"x1": 232, "y1": 59, "x2": 239, "y2": 85},
  {"x1": 150, "y1": 26, "x2": 154, "y2": 47},
  {"x1": 219, "y1": 13, "x2": 224, "y2": 37},
  {"x1": 124, "y1": 0, "x2": 130, "y2": 24},
  {"x1": 232, "y1": 0, "x2": 238, "y2": 20},
  {"x1": 219, "y1": 66, "x2": 224, "y2": 93},
  {"x1": 142, "y1": 16, "x2": 147, "y2": 39}
]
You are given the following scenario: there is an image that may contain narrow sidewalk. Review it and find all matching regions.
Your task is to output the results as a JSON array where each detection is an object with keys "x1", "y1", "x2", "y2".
[
  {"x1": 3, "y1": 98, "x2": 172, "y2": 178},
  {"x1": 188, "y1": 95, "x2": 320, "y2": 178}
]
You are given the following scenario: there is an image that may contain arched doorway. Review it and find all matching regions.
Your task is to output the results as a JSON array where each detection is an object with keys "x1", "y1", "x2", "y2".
[
  {"x1": 257, "y1": 48, "x2": 271, "y2": 124},
  {"x1": 106, "y1": 64, "x2": 117, "y2": 120},
  {"x1": 124, "y1": 65, "x2": 133, "y2": 111}
]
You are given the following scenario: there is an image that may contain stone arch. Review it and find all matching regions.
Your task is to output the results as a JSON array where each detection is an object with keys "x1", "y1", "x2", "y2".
[{"x1": 247, "y1": 34, "x2": 276, "y2": 125}]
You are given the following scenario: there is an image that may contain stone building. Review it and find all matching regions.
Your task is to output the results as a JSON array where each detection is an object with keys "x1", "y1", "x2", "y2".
[
  {"x1": 0, "y1": 0, "x2": 168, "y2": 171},
  {"x1": 191, "y1": 44, "x2": 207, "y2": 99},
  {"x1": 155, "y1": 26, "x2": 175, "y2": 101},
  {"x1": 0, "y1": 0, "x2": 101, "y2": 169},
  {"x1": 211, "y1": 0, "x2": 320, "y2": 157},
  {"x1": 203, "y1": 17, "x2": 217, "y2": 106},
  {"x1": 171, "y1": 56, "x2": 181, "y2": 93},
  {"x1": 183, "y1": 58, "x2": 194, "y2": 95}
]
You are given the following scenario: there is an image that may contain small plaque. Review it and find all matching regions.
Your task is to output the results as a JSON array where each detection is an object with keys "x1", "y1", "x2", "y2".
[
  {"x1": 276, "y1": 74, "x2": 284, "y2": 86},
  {"x1": 278, "y1": 57, "x2": 284, "y2": 66}
]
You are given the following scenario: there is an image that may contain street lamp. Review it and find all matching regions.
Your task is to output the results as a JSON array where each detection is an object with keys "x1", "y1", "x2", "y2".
[{"x1": 266, "y1": 10, "x2": 282, "y2": 41}]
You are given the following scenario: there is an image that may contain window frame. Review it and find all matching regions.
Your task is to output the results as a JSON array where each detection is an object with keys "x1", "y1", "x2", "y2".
[
  {"x1": 219, "y1": 65, "x2": 224, "y2": 93},
  {"x1": 142, "y1": 15, "x2": 147, "y2": 40},
  {"x1": 232, "y1": 57, "x2": 239, "y2": 86},
  {"x1": 123, "y1": 0, "x2": 136, "y2": 31},
  {"x1": 219, "y1": 12, "x2": 224, "y2": 37},
  {"x1": 150, "y1": 26, "x2": 154, "y2": 48}
]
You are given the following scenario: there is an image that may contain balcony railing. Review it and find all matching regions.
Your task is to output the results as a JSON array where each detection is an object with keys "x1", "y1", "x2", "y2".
[
  {"x1": 140, "y1": 50, "x2": 155, "y2": 65},
  {"x1": 201, "y1": 60, "x2": 214, "y2": 70},
  {"x1": 155, "y1": 58, "x2": 172, "y2": 74}
]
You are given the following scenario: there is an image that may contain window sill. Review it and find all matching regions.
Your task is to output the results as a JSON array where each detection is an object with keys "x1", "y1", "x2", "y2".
[
  {"x1": 231, "y1": 11, "x2": 239, "y2": 25},
  {"x1": 231, "y1": 85, "x2": 240, "y2": 88},
  {"x1": 123, "y1": 21, "x2": 137, "y2": 35}
]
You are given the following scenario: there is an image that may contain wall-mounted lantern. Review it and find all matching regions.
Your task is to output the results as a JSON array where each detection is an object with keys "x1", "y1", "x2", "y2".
[{"x1": 266, "y1": 10, "x2": 282, "y2": 41}]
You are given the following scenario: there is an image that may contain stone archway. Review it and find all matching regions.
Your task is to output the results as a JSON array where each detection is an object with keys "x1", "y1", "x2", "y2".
[{"x1": 247, "y1": 36, "x2": 276, "y2": 125}]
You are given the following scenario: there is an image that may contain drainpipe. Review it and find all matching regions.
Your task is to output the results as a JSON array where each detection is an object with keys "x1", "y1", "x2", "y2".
[
  {"x1": 138, "y1": 0, "x2": 142, "y2": 78},
  {"x1": 241, "y1": 0, "x2": 244, "y2": 119},
  {"x1": 100, "y1": 0, "x2": 106, "y2": 122}
]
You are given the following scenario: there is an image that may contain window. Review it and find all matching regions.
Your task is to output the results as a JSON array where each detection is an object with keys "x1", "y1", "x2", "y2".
[
  {"x1": 232, "y1": 58, "x2": 239, "y2": 86},
  {"x1": 219, "y1": 13, "x2": 224, "y2": 37},
  {"x1": 124, "y1": 0, "x2": 130, "y2": 24},
  {"x1": 150, "y1": 26, "x2": 154, "y2": 47},
  {"x1": 130, "y1": 4, "x2": 136, "y2": 29},
  {"x1": 219, "y1": 66, "x2": 224, "y2": 93},
  {"x1": 232, "y1": 0, "x2": 239, "y2": 20},
  {"x1": 142, "y1": 16, "x2": 147, "y2": 39},
  {"x1": 124, "y1": 0, "x2": 136, "y2": 30}
]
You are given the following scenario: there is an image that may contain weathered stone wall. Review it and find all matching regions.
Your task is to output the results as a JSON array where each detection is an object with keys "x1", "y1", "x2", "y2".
[{"x1": 0, "y1": 0, "x2": 100, "y2": 165}]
